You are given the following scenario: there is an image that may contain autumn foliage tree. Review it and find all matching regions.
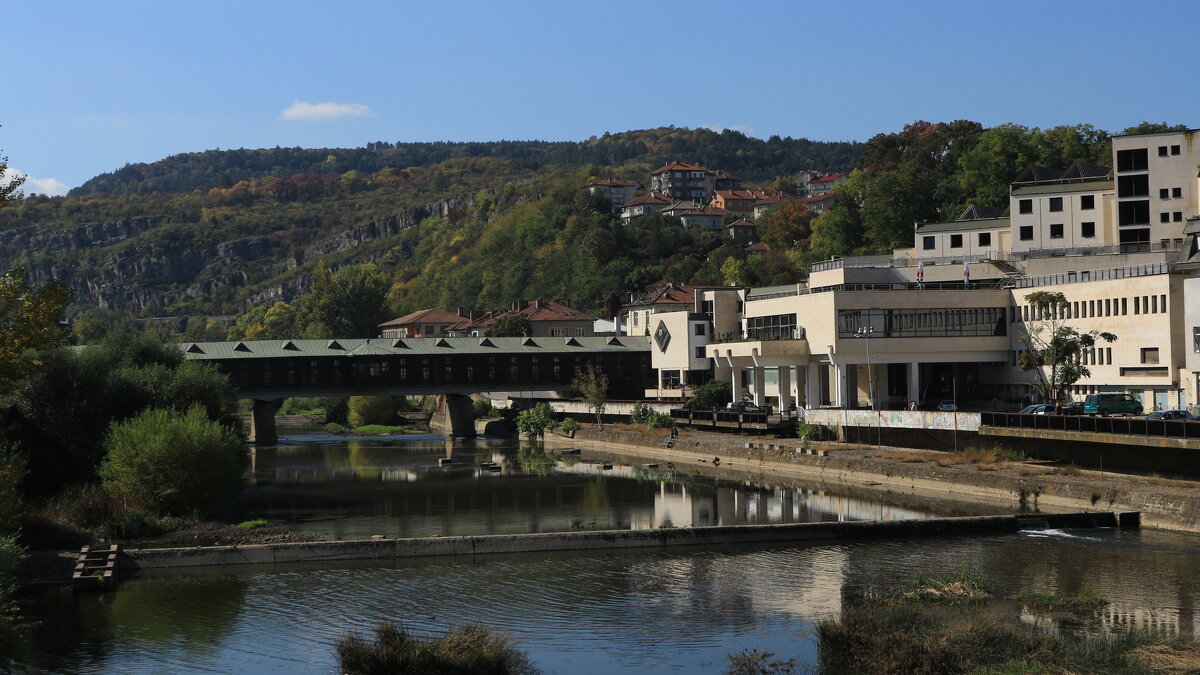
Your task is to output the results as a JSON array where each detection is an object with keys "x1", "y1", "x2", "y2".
[{"x1": 756, "y1": 201, "x2": 814, "y2": 250}]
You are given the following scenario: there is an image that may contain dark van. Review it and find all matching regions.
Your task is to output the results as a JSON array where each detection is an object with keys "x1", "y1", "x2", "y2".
[{"x1": 1083, "y1": 393, "x2": 1143, "y2": 416}]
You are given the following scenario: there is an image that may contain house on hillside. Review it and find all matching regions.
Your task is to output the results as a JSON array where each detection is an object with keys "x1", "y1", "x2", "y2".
[
  {"x1": 583, "y1": 179, "x2": 641, "y2": 215},
  {"x1": 710, "y1": 189, "x2": 757, "y2": 217},
  {"x1": 449, "y1": 299, "x2": 596, "y2": 337},
  {"x1": 378, "y1": 308, "x2": 467, "y2": 338},
  {"x1": 799, "y1": 192, "x2": 836, "y2": 214},
  {"x1": 727, "y1": 218, "x2": 759, "y2": 245},
  {"x1": 808, "y1": 173, "x2": 847, "y2": 196},
  {"x1": 620, "y1": 192, "x2": 674, "y2": 223},
  {"x1": 649, "y1": 161, "x2": 713, "y2": 200},
  {"x1": 790, "y1": 170, "x2": 822, "y2": 195},
  {"x1": 711, "y1": 170, "x2": 743, "y2": 191},
  {"x1": 679, "y1": 206, "x2": 729, "y2": 230}
]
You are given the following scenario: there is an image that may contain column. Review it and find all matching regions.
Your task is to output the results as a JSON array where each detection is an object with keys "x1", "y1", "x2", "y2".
[
  {"x1": 835, "y1": 363, "x2": 853, "y2": 409},
  {"x1": 907, "y1": 362, "x2": 921, "y2": 408},
  {"x1": 778, "y1": 366, "x2": 793, "y2": 412},
  {"x1": 752, "y1": 366, "x2": 766, "y2": 406},
  {"x1": 732, "y1": 364, "x2": 745, "y2": 402},
  {"x1": 431, "y1": 393, "x2": 477, "y2": 438},
  {"x1": 249, "y1": 399, "x2": 282, "y2": 445},
  {"x1": 805, "y1": 364, "x2": 821, "y2": 409}
]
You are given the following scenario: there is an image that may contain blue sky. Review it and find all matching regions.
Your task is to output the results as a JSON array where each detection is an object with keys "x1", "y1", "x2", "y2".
[{"x1": 4, "y1": 0, "x2": 1198, "y2": 194}]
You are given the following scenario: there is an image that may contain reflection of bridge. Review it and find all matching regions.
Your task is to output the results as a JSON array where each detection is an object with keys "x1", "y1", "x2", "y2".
[{"x1": 181, "y1": 336, "x2": 651, "y2": 442}]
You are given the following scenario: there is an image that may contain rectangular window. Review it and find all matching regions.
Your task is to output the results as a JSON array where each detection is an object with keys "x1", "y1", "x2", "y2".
[
  {"x1": 1117, "y1": 148, "x2": 1148, "y2": 171},
  {"x1": 978, "y1": 232, "x2": 991, "y2": 247},
  {"x1": 1160, "y1": 188, "x2": 1170, "y2": 199},
  {"x1": 1194, "y1": 327, "x2": 1200, "y2": 353},
  {"x1": 1072, "y1": 301, "x2": 1079, "y2": 317},
  {"x1": 550, "y1": 328, "x2": 566, "y2": 337},
  {"x1": 1144, "y1": 295, "x2": 1150, "y2": 313},
  {"x1": 949, "y1": 234, "x2": 963, "y2": 248},
  {"x1": 1107, "y1": 347, "x2": 1113, "y2": 364},
  {"x1": 1162, "y1": 294, "x2": 1167, "y2": 313},
  {"x1": 1174, "y1": 212, "x2": 1183, "y2": 222},
  {"x1": 1122, "y1": 298, "x2": 1128, "y2": 315},
  {"x1": 1048, "y1": 197, "x2": 1064, "y2": 212},
  {"x1": 1118, "y1": 174, "x2": 1150, "y2": 197},
  {"x1": 1161, "y1": 212, "x2": 1171, "y2": 223},
  {"x1": 1089, "y1": 300, "x2": 1096, "y2": 316},
  {"x1": 1152, "y1": 295, "x2": 1159, "y2": 313},
  {"x1": 694, "y1": 347, "x2": 706, "y2": 359},
  {"x1": 1141, "y1": 347, "x2": 1160, "y2": 364},
  {"x1": 1019, "y1": 225, "x2": 1034, "y2": 241},
  {"x1": 1081, "y1": 221, "x2": 1096, "y2": 238},
  {"x1": 1050, "y1": 223, "x2": 1064, "y2": 239},
  {"x1": 694, "y1": 323, "x2": 706, "y2": 335},
  {"x1": 1105, "y1": 299, "x2": 1111, "y2": 316},
  {"x1": 922, "y1": 236, "x2": 935, "y2": 250},
  {"x1": 1118, "y1": 200, "x2": 1150, "y2": 226},
  {"x1": 1173, "y1": 187, "x2": 1183, "y2": 198},
  {"x1": 1018, "y1": 199, "x2": 1033, "y2": 214},
  {"x1": 1159, "y1": 146, "x2": 1169, "y2": 157},
  {"x1": 1080, "y1": 195, "x2": 1095, "y2": 210},
  {"x1": 1134, "y1": 296, "x2": 1140, "y2": 314},
  {"x1": 1172, "y1": 145, "x2": 1181, "y2": 155},
  {"x1": 573, "y1": 327, "x2": 586, "y2": 336}
]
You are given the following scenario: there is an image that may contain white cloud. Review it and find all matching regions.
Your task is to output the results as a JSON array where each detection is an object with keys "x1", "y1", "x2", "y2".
[
  {"x1": 280, "y1": 101, "x2": 374, "y2": 121},
  {"x1": 700, "y1": 123, "x2": 757, "y2": 136},
  {"x1": 2, "y1": 168, "x2": 69, "y2": 197}
]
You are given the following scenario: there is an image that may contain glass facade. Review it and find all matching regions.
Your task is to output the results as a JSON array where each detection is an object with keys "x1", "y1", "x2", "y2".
[{"x1": 837, "y1": 307, "x2": 1007, "y2": 338}]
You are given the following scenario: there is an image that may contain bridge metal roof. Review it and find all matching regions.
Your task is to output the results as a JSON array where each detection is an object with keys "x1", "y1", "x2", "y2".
[{"x1": 180, "y1": 336, "x2": 651, "y2": 360}]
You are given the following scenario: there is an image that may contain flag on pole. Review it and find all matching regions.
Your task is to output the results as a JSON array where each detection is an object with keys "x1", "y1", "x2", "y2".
[
  {"x1": 963, "y1": 261, "x2": 971, "y2": 287},
  {"x1": 916, "y1": 260, "x2": 924, "y2": 287}
]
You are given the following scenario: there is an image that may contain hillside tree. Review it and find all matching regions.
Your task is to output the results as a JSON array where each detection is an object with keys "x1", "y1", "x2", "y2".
[
  {"x1": 1016, "y1": 291, "x2": 1116, "y2": 403},
  {"x1": 573, "y1": 364, "x2": 609, "y2": 430}
]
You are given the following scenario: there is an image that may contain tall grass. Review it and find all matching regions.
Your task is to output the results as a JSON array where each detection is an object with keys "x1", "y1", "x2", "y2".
[{"x1": 337, "y1": 622, "x2": 540, "y2": 675}]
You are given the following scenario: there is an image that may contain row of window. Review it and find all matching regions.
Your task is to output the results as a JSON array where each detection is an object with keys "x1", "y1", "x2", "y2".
[
  {"x1": 837, "y1": 307, "x2": 1006, "y2": 339},
  {"x1": 1159, "y1": 187, "x2": 1183, "y2": 199},
  {"x1": 1015, "y1": 293, "x2": 1168, "y2": 322},
  {"x1": 1159, "y1": 211, "x2": 1185, "y2": 223},
  {"x1": 1017, "y1": 194, "x2": 1094, "y2": 214},
  {"x1": 1157, "y1": 144, "x2": 1182, "y2": 157},
  {"x1": 1017, "y1": 222, "x2": 1096, "y2": 241},
  {"x1": 922, "y1": 231, "x2": 993, "y2": 249}
]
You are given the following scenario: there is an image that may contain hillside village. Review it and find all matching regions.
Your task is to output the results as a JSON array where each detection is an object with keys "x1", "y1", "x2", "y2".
[{"x1": 382, "y1": 127, "x2": 1200, "y2": 415}]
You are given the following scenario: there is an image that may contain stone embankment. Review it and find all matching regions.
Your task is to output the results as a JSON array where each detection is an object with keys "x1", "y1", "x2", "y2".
[{"x1": 558, "y1": 427, "x2": 1200, "y2": 532}]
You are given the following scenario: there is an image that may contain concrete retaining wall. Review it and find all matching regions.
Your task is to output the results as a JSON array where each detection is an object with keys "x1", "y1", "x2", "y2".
[{"x1": 123, "y1": 512, "x2": 1125, "y2": 571}]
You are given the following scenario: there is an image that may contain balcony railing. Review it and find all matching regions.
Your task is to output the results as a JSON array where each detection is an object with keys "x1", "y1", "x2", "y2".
[
  {"x1": 710, "y1": 327, "x2": 805, "y2": 344},
  {"x1": 811, "y1": 240, "x2": 1183, "y2": 273}
]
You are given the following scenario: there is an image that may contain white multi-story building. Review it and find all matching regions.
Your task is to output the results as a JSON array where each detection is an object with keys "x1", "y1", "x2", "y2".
[{"x1": 646, "y1": 129, "x2": 1200, "y2": 412}]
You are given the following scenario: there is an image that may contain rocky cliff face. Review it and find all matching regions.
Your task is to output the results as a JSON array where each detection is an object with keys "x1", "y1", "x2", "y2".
[{"x1": 2, "y1": 193, "x2": 476, "y2": 317}]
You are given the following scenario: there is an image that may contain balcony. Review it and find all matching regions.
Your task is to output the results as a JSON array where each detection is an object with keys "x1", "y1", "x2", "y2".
[{"x1": 711, "y1": 326, "x2": 805, "y2": 344}]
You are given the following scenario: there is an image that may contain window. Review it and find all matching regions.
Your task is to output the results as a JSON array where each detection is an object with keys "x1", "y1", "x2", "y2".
[
  {"x1": 1107, "y1": 347, "x2": 1113, "y2": 364},
  {"x1": 1118, "y1": 200, "x2": 1150, "y2": 226},
  {"x1": 1072, "y1": 301, "x2": 1079, "y2": 317},
  {"x1": 694, "y1": 347, "x2": 706, "y2": 359},
  {"x1": 632, "y1": 313, "x2": 638, "y2": 326},
  {"x1": 1117, "y1": 148, "x2": 1148, "y2": 171},
  {"x1": 1081, "y1": 221, "x2": 1096, "y2": 238},
  {"x1": 1162, "y1": 294, "x2": 1167, "y2": 312},
  {"x1": 1048, "y1": 197, "x2": 1063, "y2": 212},
  {"x1": 1089, "y1": 300, "x2": 1096, "y2": 316},
  {"x1": 1050, "y1": 223, "x2": 1064, "y2": 239},
  {"x1": 1134, "y1": 296, "x2": 1140, "y2": 314},
  {"x1": 1141, "y1": 347, "x2": 1160, "y2": 364},
  {"x1": 1173, "y1": 187, "x2": 1182, "y2": 198},
  {"x1": 1019, "y1": 199, "x2": 1033, "y2": 214},
  {"x1": 1159, "y1": 146, "x2": 1169, "y2": 156},
  {"x1": 1172, "y1": 145, "x2": 1181, "y2": 155},
  {"x1": 573, "y1": 327, "x2": 586, "y2": 336},
  {"x1": 1152, "y1": 295, "x2": 1159, "y2": 313},
  {"x1": 550, "y1": 328, "x2": 566, "y2": 337},
  {"x1": 1160, "y1": 188, "x2": 1170, "y2": 199},
  {"x1": 1122, "y1": 298, "x2": 1128, "y2": 315},
  {"x1": 923, "y1": 236, "x2": 935, "y2": 250},
  {"x1": 1104, "y1": 299, "x2": 1111, "y2": 316},
  {"x1": 950, "y1": 234, "x2": 963, "y2": 248},
  {"x1": 1019, "y1": 225, "x2": 1034, "y2": 241},
  {"x1": 1194, "y1": 327, "x2": 1200, "y2": 353},
  {"x1": 978, "y1": 232, "x2": 991, "y2": 247},
  {"x1": 1080, "y1": 195, "x2": 1094, "y2": 210},
  {"x1": 694, "y1": 323, "x2": 706, "y2": 336},
  {"x1": 1161, "y1": 212, "x2": 1171, "y2": 223},
  {"x1": 1118, "y1": 174, "x2": 1150, "y2": 197},
  {"x1": 1174, "y1": 212, "x2": 1183, "y2": 222}
]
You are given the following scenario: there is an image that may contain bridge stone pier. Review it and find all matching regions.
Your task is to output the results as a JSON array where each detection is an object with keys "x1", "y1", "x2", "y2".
[{"x1": 179, "y1": 336, "x2": 652, "y2": 444}]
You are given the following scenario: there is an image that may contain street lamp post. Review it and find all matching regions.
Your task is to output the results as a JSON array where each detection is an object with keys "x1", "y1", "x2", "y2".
[{"x1": 855, "y1": 325, "x2": 874, "y2": 411}]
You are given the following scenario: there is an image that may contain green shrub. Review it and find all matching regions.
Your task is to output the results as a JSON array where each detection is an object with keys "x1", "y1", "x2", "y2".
[
  {"x1": 629, "y1": 402, "x2": 654, "y2": 425},
  {"x1": 353, "y1": 425, "x2": 408, "y2": 435},
  {"x1": 686, "y1": 379, "x2": 732, "y2": 410},
  {"x1": 326, "y1": 422, "x2": 349, "y2": 434},
  {"x1": 796, "y1": 422, "x2": 824, "y2": 440},
  {"x1": 472, "y1": 399, "x2": 496, "y2": 418},
  {"x1": 646, "y1": 411, "x2": 675, "y2": 430},
  {"x1": 516, "y1": 403, "x2": 558, "y2": 439},
  {"x1": 281, "y1": 397, "x2": 323, "y2": 415},
  {"x1": 349, "y1": 396, "x2": 396, "y2": 428},
  {"x1": 726, "y1": 648, "x2": 798, "y2": 674},
  {"x1": 559, "y1": 418, "x2": 580, "y2": 433},
  {"x1": 99, "y1": 405, "x2": 247, "y2": 518},
  {"x1": 237, "y1": 519, "x2": 268, "y2": 529},
  {"x1": 337, "y1": 622, "x2": 540, "y2": 675}
]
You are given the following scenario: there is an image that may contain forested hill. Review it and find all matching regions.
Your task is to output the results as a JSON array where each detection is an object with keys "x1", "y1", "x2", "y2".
[{"x1": 70, "y1": 127, "x2": 865, "y2": 196}]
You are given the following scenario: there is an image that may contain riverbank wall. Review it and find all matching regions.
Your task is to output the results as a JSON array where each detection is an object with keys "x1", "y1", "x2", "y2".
[
  {"x1": 557, "y1": 427, "x2": 1200, "y2": 532},
  {"x1": 117, "y1": 511, "x2": 1126, "y2": 572}
]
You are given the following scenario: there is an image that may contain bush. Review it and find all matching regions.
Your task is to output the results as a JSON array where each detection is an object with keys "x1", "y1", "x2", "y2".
[
  {"x1": 325, "y1": 422, "x2": 349, "y2": 434},
  {"x1": 99, "y1": 405, "x2": 247, "y2": 518},
  {"x1": 516, "y1": 403, "x2": 558, "y2": 439},
  {"x1": 796, "y1": 422, "x2": 824, "y2": 440},
  {"x1": 558, "y1": 418, "x2": 580, "y2": 433},
  {"x1": 349, "y1": 396, "x2": 396, "y2": 428},
  {"x1": 686, "y1": 379, "x2": 732, "y2": 410},
  {"x1": 472, "y1": 399, "x2": 496, "y2": 418},
  {"x1": 321, "y1": 397, "x2": 350, "y2": 425},
  {"x1": 646, "y1": 411, "x2": 675, "y2": 430},
  {"x1": 629, "y1": 402, "x2": 654, "y2": 425},
  {"x1": 0, "y1": 534, "x2": 24, "y2": 643},
  {"x1": 281, "y1": 397, "x2": 323, "y2": 415},
  {"x1": 337, "y1": 622, "x2": 540, "y2": 675}
]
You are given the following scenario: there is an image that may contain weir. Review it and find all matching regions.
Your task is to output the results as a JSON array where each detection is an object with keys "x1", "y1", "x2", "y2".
[{"x1": 118, "y1": 511, "x2": 1134, "y2": 572}]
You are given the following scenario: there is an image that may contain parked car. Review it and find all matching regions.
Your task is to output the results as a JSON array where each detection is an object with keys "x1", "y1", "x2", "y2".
[
  {"x1": 1018, "y1": 404, "x2": 1056, "y2": 415},
  {"x1": 1083, "y1": 393, "x2": 1143, "y2": 417},
  {"x1": 727, "y1": 401, "x2": 767, "y2": 414},
  {"x1": 1147, "y1": 409, "x2": 1195, "y2": 421},
  {"x1": 1059, "y1": 401, "x2": 1084, "y2": 415},
  {"x1": 936, "y1": 400, "x2": 957, "y2": 412}
]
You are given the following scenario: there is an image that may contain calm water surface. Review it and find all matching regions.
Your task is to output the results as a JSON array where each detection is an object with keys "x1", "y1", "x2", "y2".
[{"x1": 11, "y1": 430, "x2": 1199, "y2": 673}]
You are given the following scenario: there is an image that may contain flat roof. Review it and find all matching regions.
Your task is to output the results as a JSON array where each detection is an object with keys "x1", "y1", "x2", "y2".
[
  {"x1": 181, "y1": 336, "x2": 651, "y2": 360},
  {"x1": 915, "y1": 217, "x2": 1009, "y2": 233},
  {"x1": 1010, "y1": 179, "x2": 1112, "y2": 197}
]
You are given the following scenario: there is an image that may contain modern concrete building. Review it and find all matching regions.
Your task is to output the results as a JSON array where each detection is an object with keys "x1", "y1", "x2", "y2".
[{"x1": 647, "y1": 129, "x2": 1200, "y2": 413}]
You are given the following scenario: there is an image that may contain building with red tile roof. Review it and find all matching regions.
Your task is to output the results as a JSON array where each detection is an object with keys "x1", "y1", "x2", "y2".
[
  {"x1": 620, "y1": 192, "x2": 675, "y2": 223},
  {"x1": 379, "y1": 308, "x2": 468, "y2": 338},
  {"x1": 808, "y1": 173, "x2": 847, "y2": 195},
  {"x1": 623, "y1": 284, "x2": 730, "y2": 336},
  {"x1": 583, "y1": 179, "x2": 642, "y2": 215},
  {"x1": 649, "y1": 161, "x2": 713, "y2": 200},
  {"x1": 448, "y1": 299, "x2": 597, "y2": 338}
]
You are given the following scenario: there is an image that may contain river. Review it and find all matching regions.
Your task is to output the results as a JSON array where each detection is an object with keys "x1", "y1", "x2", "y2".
[{"x1": 9, "y1": 429, "x2": 1199, "y2": 673}]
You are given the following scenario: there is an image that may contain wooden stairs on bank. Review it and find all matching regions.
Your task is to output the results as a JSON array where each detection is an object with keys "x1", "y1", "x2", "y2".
[{"x1": 72, "y1": 544, "x2": 121, "y2": 592}]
